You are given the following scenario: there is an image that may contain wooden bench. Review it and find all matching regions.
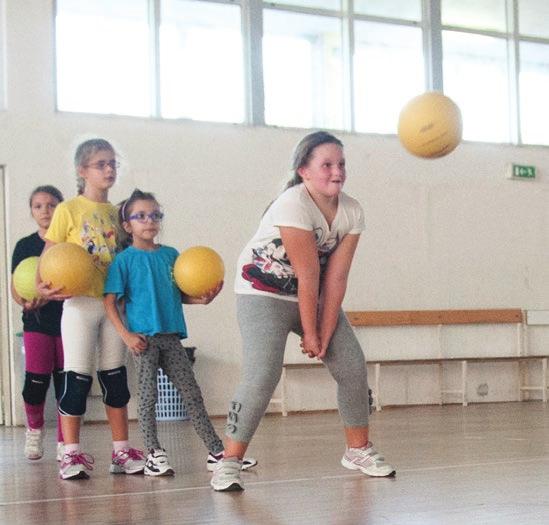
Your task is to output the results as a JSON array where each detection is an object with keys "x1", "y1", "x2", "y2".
[{"x1": 271, "y1": 309, "x2": 549, "y2": 415}]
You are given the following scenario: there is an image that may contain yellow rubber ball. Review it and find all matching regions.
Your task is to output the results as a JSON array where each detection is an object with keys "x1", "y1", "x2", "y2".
[
  {"x1": 13, "y1": 256, "x2": 40, "y2": 301},
  {"x1": 398, "y1": 91, "x2": 462, "y2": 159},
  {"x1": 174, "y1": 246, "x2": 225, "y2": 298},
  {"x1": 40, "y1": 242, "x2": 95, "y2": 296}
]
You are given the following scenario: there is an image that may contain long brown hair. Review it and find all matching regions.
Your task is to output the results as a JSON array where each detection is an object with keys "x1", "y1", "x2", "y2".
[{"x1": 264, "y1": 131, "x2": 344, "y2": 215}]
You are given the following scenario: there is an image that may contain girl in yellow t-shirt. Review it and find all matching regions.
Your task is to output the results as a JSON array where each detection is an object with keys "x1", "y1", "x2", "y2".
[{"x1": 38, "y1": 139, "x2": 144, "y2": 480}]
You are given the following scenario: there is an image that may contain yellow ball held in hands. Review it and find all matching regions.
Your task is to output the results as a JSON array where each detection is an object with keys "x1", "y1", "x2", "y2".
[
  {"x1": 174, "y1": 246, "x2": 224, "y2": 298},
  {"x1": 13, "y1": 256, "x2": 40, "y2": 301},
  {"x1": 40, "y1": 242, "x2": 95, "y2": 296},
  {"x1": 398, "y1": 91, "x2": 462, "y2": 159}
]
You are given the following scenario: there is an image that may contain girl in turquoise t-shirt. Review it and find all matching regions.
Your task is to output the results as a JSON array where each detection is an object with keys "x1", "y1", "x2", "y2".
[{"x1": 104, "y1": 189, "x2": 256, "y2": 476}]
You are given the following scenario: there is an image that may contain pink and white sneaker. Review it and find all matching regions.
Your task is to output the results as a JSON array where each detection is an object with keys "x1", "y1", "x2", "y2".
[
  {"x1": 110, "y1": 447, "x2": 146, "y2": 475},
  {"x1": 59, "y1": 451, "x2": 94, "y2": 480}
]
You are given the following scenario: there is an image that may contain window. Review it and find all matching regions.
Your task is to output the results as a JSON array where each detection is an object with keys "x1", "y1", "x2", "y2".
[
  {"x1": 441, "y1": 0, "x2": 507, "y2": 32},
  {"x1": 0, "y1": 1, "x2": 4, "y2": 110},
  {"x1": 440, "y1": 0, "x2": 549, "y2": 145},
  {"x1": 520, "y1": 42, "x2": 549, "y2": 145},
  {"x1": 160, "y1": 0, "x2": 245, "y2": 123},
  {"x1": 354, "y1": 21, "x2": 424, "y2": 134},
  {"x1": 53, "y1": 0, "x2": 549, "y2": 146},
  {"x1": 262, "y1": 10, "x2": 344, "y2": 130},
  {"x1": 518, "y1": 0, "x2": 549, "y2": 39},
  {"x1": 354, "y1": 0, "x2": 421, "y2": 22},
  {"x1": 441, "y1": 0, "x2": 510, "y2": 143},
  {"x1": 55, "y1": 0, "x2": 152, "y2": 117},
  {"x1": 443, "y1": 31, "x2": 510, "y2": 143},
  {"x1": 270, "y1": 0, "x2": 340, "y2": 10}
]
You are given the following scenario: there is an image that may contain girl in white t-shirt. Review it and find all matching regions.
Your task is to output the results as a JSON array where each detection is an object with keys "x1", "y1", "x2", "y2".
[{"x1": 211, "y1": 131, "x2": 396, "y2": 492}]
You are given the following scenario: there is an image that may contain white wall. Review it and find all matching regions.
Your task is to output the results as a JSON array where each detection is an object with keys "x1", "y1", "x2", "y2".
[{"x1": 3, "y1": 1, "x2": 549, "y2": 424}]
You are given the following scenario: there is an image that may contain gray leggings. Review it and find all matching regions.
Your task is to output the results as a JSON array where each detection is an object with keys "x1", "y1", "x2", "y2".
[
  {"x1": 133, "y1": 333, "x2": 223, "y2": 453},
  {"x1": 226, "y1": 295, "x2": 370, "y2": 443}
]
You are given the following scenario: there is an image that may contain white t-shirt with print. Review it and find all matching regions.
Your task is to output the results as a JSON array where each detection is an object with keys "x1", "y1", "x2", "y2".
[{"x1": 234, "y1": 183, "x2": 365, "y2": 302}]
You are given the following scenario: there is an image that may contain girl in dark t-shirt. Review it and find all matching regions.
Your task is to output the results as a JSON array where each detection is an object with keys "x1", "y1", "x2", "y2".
[{"x1": 11, "y1": 185, "x2": 64, "y2": 461}]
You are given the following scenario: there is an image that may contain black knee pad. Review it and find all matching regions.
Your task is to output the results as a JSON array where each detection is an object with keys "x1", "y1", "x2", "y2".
[
  {"x1": 22, "y1": 372, "x2": 51, "y2": 405},
  {"x1": 97, "y1": 366, "x2": 130, "y2": 408},
  {"x1": 53, "y1": 369, "x2": 64, "y2": 402},
  {"x1": 58, "y1": 371, "x2": 93, "y2": 416}
]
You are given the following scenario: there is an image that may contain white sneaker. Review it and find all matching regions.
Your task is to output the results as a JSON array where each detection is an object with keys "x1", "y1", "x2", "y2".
[
  {"x1": 207, "y1": 451, "x2": 258, "y2": 472},
  {"x1": 24, "y1": 427, "x2": 45, "y2": 460},
  {"x1": 56, "y1": 442, "x2": 64, "y2": 462},
  {"x1": 59, "y1": 451, "x2": 94, "y2": 480},
  {"x1": 110, "y1": 448, "x2": 146, "y2": 475},
  {"x1": 341, "y1": 442, "x2": 396, "y2": 477},
  {"x1": 210, "y1": 457, "x2": 244, "y2": 492},
  {"x1": 144, "y1": 448, "x2": 174, "y2": 477}
]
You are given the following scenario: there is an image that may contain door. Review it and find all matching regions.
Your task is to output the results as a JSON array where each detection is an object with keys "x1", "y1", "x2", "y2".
[{"x1": 0, "y1": 166, "x2": 12, "y2": 425}]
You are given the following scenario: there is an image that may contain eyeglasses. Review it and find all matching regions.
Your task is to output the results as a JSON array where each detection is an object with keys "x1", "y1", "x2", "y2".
[
  {"x1": 85, "y1": 160, "x2": 120, "y2": 171},
  {"x1": 127, "y1": 211, "x2": 164, "y2": 223}
]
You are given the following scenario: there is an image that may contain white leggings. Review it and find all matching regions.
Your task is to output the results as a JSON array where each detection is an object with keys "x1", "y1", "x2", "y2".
[{"x1": 61, "y1": 296, "x2": 127, "y2": 375}]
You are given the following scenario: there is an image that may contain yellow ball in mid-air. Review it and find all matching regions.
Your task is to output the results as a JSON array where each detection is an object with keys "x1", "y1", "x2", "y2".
[
  {"x1": 174, "y1": 246, "x2": 225, "y2": 298},
  {"x1": 40, "y1": 242, "x2": 95, "y2": 296},
  {"x1": 398, "y1": 91, "x2": 462, "y2": 159},
  {"x1": 13, "y1": 256, "x2": 40, "y2": 301}
]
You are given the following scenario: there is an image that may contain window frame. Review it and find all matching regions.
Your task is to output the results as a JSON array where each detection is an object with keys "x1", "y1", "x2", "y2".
[{"x1": 52, "y1": 0, "x2": 549, "y2": 146}]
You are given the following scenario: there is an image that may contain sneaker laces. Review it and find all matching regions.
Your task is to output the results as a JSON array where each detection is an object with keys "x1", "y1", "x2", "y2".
[
  {"x1": 26, "y1": 430, "x2": 42, "y2": 447},
  {"x1": 120, "y1": 448, "x2": 145, "y2": 462},
  {"x1": 64, "y1": 452, "x2": 95, "y2": 471}
]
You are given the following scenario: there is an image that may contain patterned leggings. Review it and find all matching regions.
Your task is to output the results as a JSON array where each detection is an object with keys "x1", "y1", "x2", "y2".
[{"x1": 132, "y1": 333, "x2": 223, "y2": 453}]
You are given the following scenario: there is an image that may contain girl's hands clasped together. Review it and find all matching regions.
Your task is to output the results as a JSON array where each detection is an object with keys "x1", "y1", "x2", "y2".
[{"x1": 300, "y1": 332, "x2": 325, "y2": 360}]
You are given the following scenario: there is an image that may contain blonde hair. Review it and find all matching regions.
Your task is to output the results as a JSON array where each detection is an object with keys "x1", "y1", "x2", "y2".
[{"x1": 74, "y1": 138, "x2": 116, "y2": 195}]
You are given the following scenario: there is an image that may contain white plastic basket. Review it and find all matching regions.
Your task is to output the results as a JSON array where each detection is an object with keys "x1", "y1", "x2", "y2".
[
  {"x1": 155, "y1": 368, "x2": 189, "y2": 421},
  {"x1": 155, "y1": 347, "x2": 195, "y2": 421}
]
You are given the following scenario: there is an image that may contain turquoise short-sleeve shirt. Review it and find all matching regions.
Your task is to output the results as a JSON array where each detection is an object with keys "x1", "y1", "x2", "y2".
[{"x1": 104, "y1": 245, "x2": 187, "y2": 338}]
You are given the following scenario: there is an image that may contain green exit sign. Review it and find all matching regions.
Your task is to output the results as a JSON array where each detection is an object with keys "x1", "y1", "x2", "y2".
[{"x1": 509, "y1": 164, "x2": 536, "y2": 179}]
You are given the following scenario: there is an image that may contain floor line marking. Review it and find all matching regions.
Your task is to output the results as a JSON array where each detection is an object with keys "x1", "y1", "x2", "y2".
[{"x1": 2, "y1": 455, "x2": 549, "y2": 507}]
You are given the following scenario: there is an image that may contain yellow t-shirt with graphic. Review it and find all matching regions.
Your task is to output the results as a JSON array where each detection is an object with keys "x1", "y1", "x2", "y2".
[{"x1": 45, "y1": 195, "x2": 119, "y2": 298}]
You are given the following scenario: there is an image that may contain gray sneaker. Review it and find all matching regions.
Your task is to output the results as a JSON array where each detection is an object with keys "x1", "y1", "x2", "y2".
[
  {"x1": 210, "y1": 457, "x2": 244, "y2": 492},
  {"x1": 24, "y1": 427, "x2": 45, "y2": 460},
  {"x1": 341, "y1": 442, "x2": 396, "y2": 477},
  {"x1": 207, "y1": 452, "x2": 257, "y2": 472}
]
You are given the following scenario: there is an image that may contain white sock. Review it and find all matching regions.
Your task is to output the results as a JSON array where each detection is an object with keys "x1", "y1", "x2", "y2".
[
  {"x1": 64, "y1": 443, "x2": 80, "y2": 454},
  {"x1": 113, "y1": 440, "x2": 129, "y2": 453}
]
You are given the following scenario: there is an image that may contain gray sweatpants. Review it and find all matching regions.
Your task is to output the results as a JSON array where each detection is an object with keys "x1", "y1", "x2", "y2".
[
  {"x1": 133, "y1": 333, "x2": 223, "y2": 453},
  {"x1": 226, "y1": 295, "x2": 370, "y2": 443}
]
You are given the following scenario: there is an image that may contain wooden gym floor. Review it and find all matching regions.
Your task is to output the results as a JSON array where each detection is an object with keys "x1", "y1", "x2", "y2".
[{"x1": 1, "y1": 402, "x2": 549, "y2": 524}]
